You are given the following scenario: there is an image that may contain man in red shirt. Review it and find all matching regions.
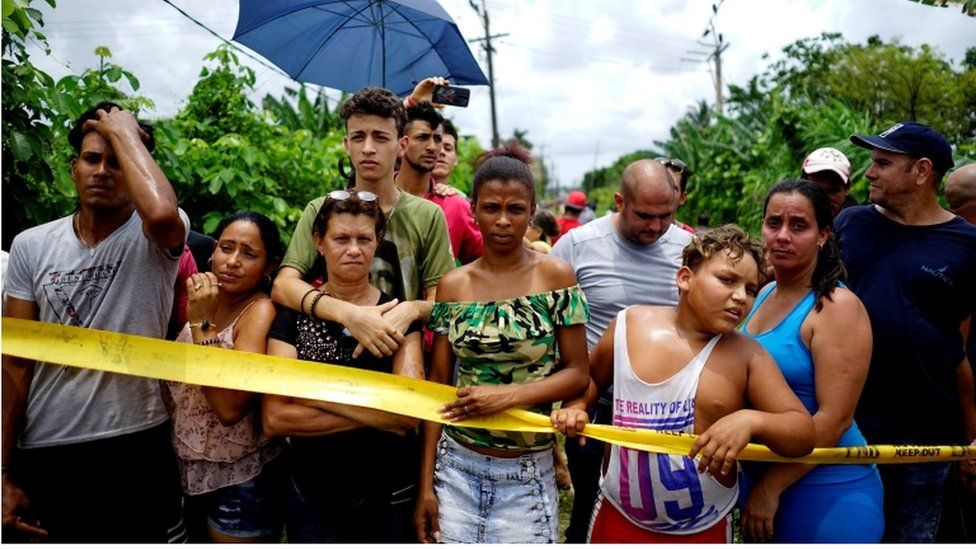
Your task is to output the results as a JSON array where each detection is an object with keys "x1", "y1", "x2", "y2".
[
  {"x1": 554, "y1": 190, "x2": 587, "y2": 244},
  {"x1": 395, "y1": 102, "x2": 482, "y2": 264}
]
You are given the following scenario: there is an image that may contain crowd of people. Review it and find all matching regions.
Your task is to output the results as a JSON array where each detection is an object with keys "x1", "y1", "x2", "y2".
[{"x1": 2, "y1": 78, "x2": 975, "y2": 544}]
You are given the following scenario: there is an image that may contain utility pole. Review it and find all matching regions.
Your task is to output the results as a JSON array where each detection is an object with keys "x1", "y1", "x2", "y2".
[
  {"x1": 698, "y1": 1, "x2": 729, "y2": 115},
  {"x1": 468, "y1": 0, "x2": 507, "y2": 148}
]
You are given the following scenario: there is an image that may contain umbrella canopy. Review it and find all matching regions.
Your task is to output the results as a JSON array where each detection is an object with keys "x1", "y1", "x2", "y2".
[{"x1": 233, "y1": 0, "x2": 489, "y2": 96}]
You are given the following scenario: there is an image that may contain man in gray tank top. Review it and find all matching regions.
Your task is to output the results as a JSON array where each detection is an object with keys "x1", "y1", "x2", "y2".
[{"x1": 2, "y1": 103, "x2": 188, "y2": 542}]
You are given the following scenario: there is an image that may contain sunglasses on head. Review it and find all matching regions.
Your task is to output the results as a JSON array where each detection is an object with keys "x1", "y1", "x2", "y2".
[
  {"x1": 327, "y1": 190, "x2": 377, "y2": 202},
  {"x1": 655, "y1": 157, "x2": 687, "y2": 174}
]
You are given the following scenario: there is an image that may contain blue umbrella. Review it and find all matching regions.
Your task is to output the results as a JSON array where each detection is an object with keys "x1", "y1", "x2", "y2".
[{"x1": 233, "y1": 0, "x2": 489, "y2": 96}]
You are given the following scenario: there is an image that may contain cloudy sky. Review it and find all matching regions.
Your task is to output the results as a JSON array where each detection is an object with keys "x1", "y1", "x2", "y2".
[{"x1": 26, "y1": 0, "x2": 975, "y2": 189}]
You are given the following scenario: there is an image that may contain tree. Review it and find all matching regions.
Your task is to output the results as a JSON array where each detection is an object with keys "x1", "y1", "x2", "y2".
[{"x1": 581, "y1": 33, "x2": 974, "y2": 234}]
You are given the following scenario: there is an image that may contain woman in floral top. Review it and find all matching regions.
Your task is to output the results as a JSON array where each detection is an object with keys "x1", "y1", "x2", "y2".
[
  {"x1": 163, "y1": 212, "x2": 284, "y2": 542},
  {"x1": 414, "y1": 145, "x2": 591, "y2": 544}
]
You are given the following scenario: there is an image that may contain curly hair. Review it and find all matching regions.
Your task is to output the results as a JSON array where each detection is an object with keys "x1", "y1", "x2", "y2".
[
  {"x1": 683, "y1": 224, "x2": 769, "y2": 286},
  {"x1": 339, "y1": 87, "x2": 407, "y2": 137},
  {"x1": 68, "y1": 101, "x2": 156, "y2": 154},
  {"x1": 471, "y1": 143, "x2": 534, "y2": 203},
  {"x1": 763, "y1": 179, "x2": 847, "y2": 311}
]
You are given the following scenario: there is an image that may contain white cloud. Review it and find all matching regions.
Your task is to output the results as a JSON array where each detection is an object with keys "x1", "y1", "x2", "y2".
[{"x1": 25, "y1": 0, "x2": 975, "y2": 189}]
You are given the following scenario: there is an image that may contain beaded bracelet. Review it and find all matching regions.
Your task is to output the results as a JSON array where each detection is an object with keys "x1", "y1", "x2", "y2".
[
  {"x1": 196, "y1": 338, "x2": 220, "y2": 346},
  {"x1": 308, "y1": 290, "x2": 328, "y2": 319},
  {"x1": 300, "y1": 288, "x2": 319, "y2": 315}
]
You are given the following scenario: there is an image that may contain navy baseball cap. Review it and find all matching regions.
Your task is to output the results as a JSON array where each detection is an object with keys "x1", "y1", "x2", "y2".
[{"x1": 850, "y1": 121, "x2": 954, "y2": 174}]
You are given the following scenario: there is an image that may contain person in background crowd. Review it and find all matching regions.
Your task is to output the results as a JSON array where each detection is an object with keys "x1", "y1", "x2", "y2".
[
  {"x1": 801, "y1": 147, "x2": 857, "y2": 217},
  {"x1": 272, "y1": 86, "x2": 454, "y2": 360},
  {"x1": 946, "y1": 163, "x2": 976, "y2": 225},
  {"x1": 553, "y1": 224, "x2": 816, "y2": 543},
  {"x1": 551, "y1": 158, "x2": 692, "y2": 543},
  {"x1": 395, "y1": 104, "x2": 482, "y2": 264},
  {"x1": 939, "y1": 162, "x2": 976, "y2": 543},
  {"x1": 578, "y1": 201, "x2": 596, "y2": 224},
  {"x1": 163, "y1": 211, "x2": 285, "y2": 542},
  {"x1": 167, "y1": 246, "x2": 198, "y2": 340},
  {"x1": 2, "y1": 102, "x2": 188, "y2": 542},
  {"x1": 554, "y1": 190, "x2": 587, "y2": 244},
  {"x1": 432, "y1": 119, "x2": 460, "y2": 188},
  {"x1": 835, "y1": 121, "x2": 976, "y2": 542},
  {"x1": 414, "y1": 145, "x2": 590, "y2": 544},
  {"x1": 523, "y1": 210, "x2": 559, "y2": 254},
  {"x1": 740, "y1": 180, "x2": 882, "y2": 542},
  {"x1": 656, "y1": 156, "x2": 695, "y2": 233},
  {"x1": 695, "y1": 211, "x2": 711, "y2": 233},
  {"x1": 263, "y1": 194, "x2": 424, "y2": 542}
]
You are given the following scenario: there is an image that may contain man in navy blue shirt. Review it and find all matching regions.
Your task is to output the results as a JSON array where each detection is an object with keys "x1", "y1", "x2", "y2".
[{"x1": 834, "y1": 122, "x2": 976, "y2": 542}]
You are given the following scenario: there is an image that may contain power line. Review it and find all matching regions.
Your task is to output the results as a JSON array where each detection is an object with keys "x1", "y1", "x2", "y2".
[
  {"x1": 155, "y1": 0, "x2": 343, "y2": 106},
  {"x1": 157, "y1": 0, "x2": 289, "y2": 80}
]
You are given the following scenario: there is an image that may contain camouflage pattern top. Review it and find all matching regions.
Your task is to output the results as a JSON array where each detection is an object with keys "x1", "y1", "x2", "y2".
[{"x1": 429, "y1": 284, "x2": 589, "y2": 451}]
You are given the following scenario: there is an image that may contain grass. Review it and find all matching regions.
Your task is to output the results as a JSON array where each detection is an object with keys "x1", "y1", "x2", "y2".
[{"x1": 558, "y1": 485, "x2": 574, "y2": 542}]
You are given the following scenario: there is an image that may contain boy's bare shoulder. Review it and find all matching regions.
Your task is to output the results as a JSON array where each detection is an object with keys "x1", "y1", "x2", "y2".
[
  {"x1": 715, "y1": 329, "x2": 770, "y2": 365},
  {"x1": 626, "y1": 304, "x2": 674, "y2": 322}
]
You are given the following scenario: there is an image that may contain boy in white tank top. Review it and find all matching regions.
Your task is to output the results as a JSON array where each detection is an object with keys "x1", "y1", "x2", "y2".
[{"x1": 552, "y1": 225, "x2": 815, "y2": 543}]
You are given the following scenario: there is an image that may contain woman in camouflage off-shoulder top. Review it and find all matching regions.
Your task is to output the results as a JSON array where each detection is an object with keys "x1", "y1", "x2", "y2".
[{"x1": 414, "y1": 146, "x2": 591, "y2": 544}]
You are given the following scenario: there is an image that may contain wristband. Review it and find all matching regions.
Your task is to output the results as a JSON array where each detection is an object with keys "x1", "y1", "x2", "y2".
[
  {"x1": 308, "y1": 291, "x2": 328, "y2": 319},
  {"x1": 404, "y1": 95, "x2": 418, "y2": 108},
  {"x1": 300, "y1": 288, "x2": 319, "y2": 316}
]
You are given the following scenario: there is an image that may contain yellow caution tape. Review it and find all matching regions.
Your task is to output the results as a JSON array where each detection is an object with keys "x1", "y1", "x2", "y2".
[{"x1": 3, "y1": 318, "x2": 974, "y2": 464}]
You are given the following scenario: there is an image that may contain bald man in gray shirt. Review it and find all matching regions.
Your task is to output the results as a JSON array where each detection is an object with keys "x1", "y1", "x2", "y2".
[{"x1": 551, "y1": 159, "x2": 691, "y2": 542}]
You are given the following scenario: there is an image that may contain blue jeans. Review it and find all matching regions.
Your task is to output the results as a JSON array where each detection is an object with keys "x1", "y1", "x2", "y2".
[
  {"x1": 861, "y1": 426, "x2": 952, "y2": 542},
  {"x1": 565, "y1": 398, "x2": 611, "y2": 543},
  {"x1": 878, "y1": 461, "x2": 951, "y2": 542},
  {"x1": 285, "y1": 472, "x2": 416, "y2": 543},
  {"x1": 434, "y1": 433, "x2": 558, "y2": 543}
]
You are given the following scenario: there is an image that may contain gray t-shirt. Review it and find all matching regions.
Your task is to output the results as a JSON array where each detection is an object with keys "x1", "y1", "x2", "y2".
[
  {"x1": 6, "y1": 209, "x2": 188, "y2": 448},
  {"x1": 551, "y1": 216, "x2": 692, "y2": 350}
]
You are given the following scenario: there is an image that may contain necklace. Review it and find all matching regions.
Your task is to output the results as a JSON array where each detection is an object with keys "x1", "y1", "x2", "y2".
[{"x1": 73, "y1": 213, "x2": 96, "y2": 257}]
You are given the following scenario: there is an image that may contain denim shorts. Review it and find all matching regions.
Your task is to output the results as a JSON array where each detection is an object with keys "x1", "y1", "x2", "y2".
[
  {"x1": 184, "y1": 457, "x2": 285, "y2": 541},
  {"x1": 434, "y1": 433, "x2": 558, "y2": 543}
]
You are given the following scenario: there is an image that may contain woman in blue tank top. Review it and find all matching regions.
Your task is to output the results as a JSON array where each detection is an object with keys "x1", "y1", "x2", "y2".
[{"x1": 739, "y1": 180, "x2": 883, "y2": 542}]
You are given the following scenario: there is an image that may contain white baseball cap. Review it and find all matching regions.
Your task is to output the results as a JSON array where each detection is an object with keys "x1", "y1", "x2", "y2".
[{"x1": 802, "y1": 147, "x2": 851, "y2": 185}]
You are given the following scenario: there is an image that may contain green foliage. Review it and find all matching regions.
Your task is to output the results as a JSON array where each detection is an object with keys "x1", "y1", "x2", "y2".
[
  {"x1": 446, "y1": 132, "x2": 483, "y2": 195},
  {"x1": 907, "y1": 0, "x2": 976, "y2": 16},
  {"x1": 1, "y1": 1, "x2": 152, "y2": 248},
  {"x1": 156, "y1": 45, "x2": 348, "y2": 242},
  {"x1": 583, "y1": 33, "x2": 975, "y2": 235},
  {"x1": 581, "y1": 150, "x2": 655, "y2": 193}
]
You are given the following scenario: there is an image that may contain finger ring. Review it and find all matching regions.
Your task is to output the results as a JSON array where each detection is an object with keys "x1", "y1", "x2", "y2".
[
  {"x1": 194, "y1": 283, "x2": 202, "y2": 290},
  {"x1": 463, "y1": 405, "x2": 470, "y2": 413}
]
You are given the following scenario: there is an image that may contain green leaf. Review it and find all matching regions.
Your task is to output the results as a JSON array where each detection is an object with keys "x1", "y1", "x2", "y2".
[
  {"x1": 104, "y1": 66, "x2": 122, "y2": 82},
  {"x1": 124, "y1": 71, "x2": 140, "y2": 91},
  {"x1": 203, "y1": 212, "x2": 223, "y2": 236},
  {"x1": 9, "y1": 131, "x2": 33, "y2": 160},
  {"x1": 208, "y1": 173, "x2": 223, "y2": 194}
]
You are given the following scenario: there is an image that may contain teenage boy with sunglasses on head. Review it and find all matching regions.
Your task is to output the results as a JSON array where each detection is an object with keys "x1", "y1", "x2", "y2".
[
  {"x1": 656, "y1": 157, "x2": 696, "y2": 234},
  {"x1": 273, "y1": 87, "x2": 454, "y2": 360}
]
